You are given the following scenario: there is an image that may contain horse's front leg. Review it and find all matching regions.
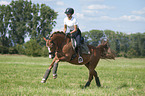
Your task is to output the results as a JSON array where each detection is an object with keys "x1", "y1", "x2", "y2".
[
  {"x1": 41, "y1": 57, "x2": 56, "y2": 83},
  {"x1": 52, "y1": 60, "x2": 59, "y2": 79}
]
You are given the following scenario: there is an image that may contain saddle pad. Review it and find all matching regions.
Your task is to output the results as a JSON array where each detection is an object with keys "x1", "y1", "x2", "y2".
[{"x1": 71, "y1": 38, "x2": 90, "y2": 54}]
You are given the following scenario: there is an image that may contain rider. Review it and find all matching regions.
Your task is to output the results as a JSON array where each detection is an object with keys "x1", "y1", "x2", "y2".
[{"x1": 63, "y1": 8, "x2": 83, "y2": 63}]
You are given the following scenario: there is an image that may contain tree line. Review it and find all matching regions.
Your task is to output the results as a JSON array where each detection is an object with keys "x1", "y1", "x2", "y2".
[
  {"x1": 82, "y1": 30, "x2": 145, "y2": 57},
  {"x1": 0, "y1": 0, "x2": 145, "y2": 57}
]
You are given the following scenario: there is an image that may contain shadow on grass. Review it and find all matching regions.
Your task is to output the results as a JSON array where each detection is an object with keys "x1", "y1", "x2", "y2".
[
  {"x1": 79, "y1": 84, "x2": 110, "y2": 89},
  {"x1": 79, "y1": 85, "x2": 84, "y2": 89},
  {"x1": 79, "y1": 83, "x2": 129, "y2": 89},
  {"x1": 117, "y1": 83, "x2": 129, "y2": 89}
]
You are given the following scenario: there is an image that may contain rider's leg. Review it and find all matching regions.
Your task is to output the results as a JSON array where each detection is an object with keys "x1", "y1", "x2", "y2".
[
  {"x1": 78, "y1": 45, "x2": 83, "y2": 63},
  {"x1": 72, "y1": 28, "x2": 83, "y2": 63},
  {"x1": 76, "y1": 33, "x2": 83, "y2": 63}
]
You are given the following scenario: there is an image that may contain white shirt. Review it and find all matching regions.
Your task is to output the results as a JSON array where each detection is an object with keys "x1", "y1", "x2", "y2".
[{"x1": 64, "y1": 16, "x2": 79, "y2": 32}]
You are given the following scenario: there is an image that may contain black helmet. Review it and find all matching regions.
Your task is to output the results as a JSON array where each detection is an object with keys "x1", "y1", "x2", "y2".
[{"x1": 65, "y1": 8, "x2": 74, "y2": 14}]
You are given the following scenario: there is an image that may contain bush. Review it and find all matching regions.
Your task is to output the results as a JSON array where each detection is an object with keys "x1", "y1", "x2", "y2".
[
  {"x1": 41, "y1": 46, "x2": 49, "y2": 57},
  {"x1": 15, "y1": 44, "x2": 25, "y2": 55},
  {"x1": 9, "y1": 47, "x2": 18, "y2": 54},
  {"x1": 127, "y1": 48, "x2": 138, "y2": 58},
  {"x1": 0, "y1": 46, "x2": 9, "y2": 54},
  {"x1": 24, "y1": 39, "x2": 41, "y2": 56},
  {"x1": 117, "y1": 52, "x2": 127, "y2": 57}
]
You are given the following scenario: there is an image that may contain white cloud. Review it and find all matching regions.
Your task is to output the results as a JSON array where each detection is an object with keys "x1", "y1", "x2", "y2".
[
  {"x1": 83, "y1": 10, "x2": 93, "y2": 13},
  {"x1": 88, "y1": 15, "x2": 145, "y2": 22},
  {"x1": 56, "y1": 1, "x2": 64, "y2": 6},
  {"x1": 83, "y1": 10, "x2": 99, "y2": 14},
  {"x1": 79, "y1": 0, "x2": 104, "y2": 2},
  {"x1": 119, "y1": 15, "x2": 145, "y2": 21},
  {"x1": 45, "y1": 0, "x2": 53, "y2": 1},
  {"x1": 0, "y1": 1, "x2": 10, "y2": 5},
  {"x1": 76, "y1": 13, "x2": 84, "y2": 19},
  {"x1": 132, "y1": 7, "x2": 145, "y2": 15},
  {"x1": 87, "y1": 4, "x2": 114, "y2": 10},
  {"x1": 100, "y1": 16, "x2": 117, "y2": 21}
]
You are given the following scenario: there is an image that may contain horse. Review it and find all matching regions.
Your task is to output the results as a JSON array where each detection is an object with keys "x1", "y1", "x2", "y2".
[{"x1": 41, "y1": 31, "x2": 109, "y2": 88}]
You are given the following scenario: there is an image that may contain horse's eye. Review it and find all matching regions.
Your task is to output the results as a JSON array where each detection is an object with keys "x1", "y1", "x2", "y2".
[{"x1": 50, "y1": 41, "x2": 55, "y2": 44}]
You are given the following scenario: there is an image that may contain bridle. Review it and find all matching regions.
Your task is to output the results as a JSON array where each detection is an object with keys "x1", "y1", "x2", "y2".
[{"x1": 47, "y1": 33, "x2": 70, "y2": 58}]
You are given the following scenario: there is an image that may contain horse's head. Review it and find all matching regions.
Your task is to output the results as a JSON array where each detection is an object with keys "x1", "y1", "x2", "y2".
[
  {"x1": 43, "y1": 31, "x2": 67, "y2": 58},
  {"x1": 43, "y1": 36, "x2": 56, "y2": 58}
]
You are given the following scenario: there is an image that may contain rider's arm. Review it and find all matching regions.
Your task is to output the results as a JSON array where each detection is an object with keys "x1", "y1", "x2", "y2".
[
  {"x1": 70, "y1": 25, "x2": 77, "y2": 34},
  {"x1": 64, "y1": 24, "x2": 67, "y2": 33}
]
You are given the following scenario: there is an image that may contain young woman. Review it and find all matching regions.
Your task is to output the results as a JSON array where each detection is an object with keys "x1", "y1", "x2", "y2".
[{"x1": 63, "y1": 8, "x2": 83, "y2": 63}]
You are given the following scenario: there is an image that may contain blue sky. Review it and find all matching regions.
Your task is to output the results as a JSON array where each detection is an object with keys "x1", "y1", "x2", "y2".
[{"x1": 1, "y1": 0, "x2": 145, "y2": 34}]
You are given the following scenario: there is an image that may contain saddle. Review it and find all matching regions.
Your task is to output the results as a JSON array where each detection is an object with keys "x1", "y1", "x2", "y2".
[{"x1": 71, "y1": 37, "x2": 90, "y2": 54}]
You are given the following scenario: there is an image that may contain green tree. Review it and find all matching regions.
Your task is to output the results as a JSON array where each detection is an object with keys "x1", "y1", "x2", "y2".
[
  {"x1": 9, "y1": 0, "x2": 32, "y2": 46},
  {"x1": 104, "y1": 30, "x2": 116, "y2": 51},
  {"x1": 130, "y1": 33, "x2": 145, "y2": 57},
  {"x1": 82, "y1": 31, "x2": 90, "y2": 44},
  {"x1": 39, "y1": 4, "x2": 57, "y2": 44},
  {"x1": 7, "y1": 0, "x2": 57, "y2": 46},
  {"x1": 87, "y1": 30, "x2": 104, "y2": 46},
  {"x1": 28, "y1": 3, "x2": 40, "y2": 39},
  {"x1": 127, "y1": 48, "x2": 138, "y2": 58},
  {"x1": 0, "y1": 5, "x2": 11, "y2": 46},
  {"x1": 140, "y1": 33, "x2": 145, "y2": 56},
  {"x1": 28, "y1": 3, "x2": 58, "y2": 45}
]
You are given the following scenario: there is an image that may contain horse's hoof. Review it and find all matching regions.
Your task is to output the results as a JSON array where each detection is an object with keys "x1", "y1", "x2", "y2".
[
  {"x1": 53, "y1": 75, "x2": 57, "y2": 79},
  {"x1": 41, "y1": 80, "x2": 46, "y2": 83},
  {"x1": 41, "y1": 78, "x2": 46, "y2": 83}
]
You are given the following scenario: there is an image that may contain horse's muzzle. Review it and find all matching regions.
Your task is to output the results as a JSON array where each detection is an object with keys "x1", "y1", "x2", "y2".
[
  {"x1": 49, "y1": 52, "x2": 55, "y2": 59},
  {"x1": 48, "y1": 47, "x2": 55, "y2": 59}
]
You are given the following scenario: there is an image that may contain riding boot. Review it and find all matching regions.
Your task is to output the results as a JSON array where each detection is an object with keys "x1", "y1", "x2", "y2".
[{"x1": 78, "y1": 45, "x2": 83, "y2": 63}]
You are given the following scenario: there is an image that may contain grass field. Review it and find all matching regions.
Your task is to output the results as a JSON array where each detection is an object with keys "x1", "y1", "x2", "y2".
[{"x1": 0, "y1": 55, "x2": 145, "y2": 96}]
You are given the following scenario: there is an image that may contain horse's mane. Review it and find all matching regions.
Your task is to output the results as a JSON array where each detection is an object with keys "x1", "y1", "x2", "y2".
[{"x1": 50, "y1": 31, "x2": 65, "y2": 37}]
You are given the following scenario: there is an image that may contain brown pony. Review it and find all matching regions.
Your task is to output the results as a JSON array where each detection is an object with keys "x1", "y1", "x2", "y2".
[{"x1": 41, "y1": 31, "x2": 109, "y2": 88}]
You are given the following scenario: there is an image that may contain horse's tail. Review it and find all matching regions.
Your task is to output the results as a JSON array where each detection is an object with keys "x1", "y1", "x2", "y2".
[{"x1": 97, "y1": 41, "x2": 108, "y2": 49}]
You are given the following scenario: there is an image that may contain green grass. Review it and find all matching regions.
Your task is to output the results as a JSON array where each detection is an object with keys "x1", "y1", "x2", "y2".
[{"x1": 0, "y1": 55, "x2": 145, "y2": 96}]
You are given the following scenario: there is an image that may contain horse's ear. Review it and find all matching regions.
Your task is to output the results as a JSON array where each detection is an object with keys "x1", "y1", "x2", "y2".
[{"x1": 43, "y1": 37, "x2": 47, "y2": 41}]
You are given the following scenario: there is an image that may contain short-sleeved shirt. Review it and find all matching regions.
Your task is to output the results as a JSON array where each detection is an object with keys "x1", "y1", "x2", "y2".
[{"x1": 64, "y1": 16, "x2": 79, "y2": 32}]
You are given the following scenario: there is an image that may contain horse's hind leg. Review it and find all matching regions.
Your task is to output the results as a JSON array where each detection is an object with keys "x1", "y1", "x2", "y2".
[
  {"x1": 84, "y1": 62, "x2": 101, "y2": 88},
  {"x1": 94, "y1": 70, "x2": 101, "y2": 87},
  {"x1": 84, "y1": 63, "x2": 94, "y2": 88},
  {"x1": 84, "y1": 71, "x2": 93, "y2": 88}
]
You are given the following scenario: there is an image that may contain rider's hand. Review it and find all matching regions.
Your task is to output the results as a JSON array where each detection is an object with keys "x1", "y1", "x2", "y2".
[{"x1": 66, "y1": 33, "x2": 71, "y2": 36}]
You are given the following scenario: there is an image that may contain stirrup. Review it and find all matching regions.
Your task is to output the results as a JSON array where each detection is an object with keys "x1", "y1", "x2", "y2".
[{"x1": 78, "y1": 56, "x2": 83, "y2": 63}]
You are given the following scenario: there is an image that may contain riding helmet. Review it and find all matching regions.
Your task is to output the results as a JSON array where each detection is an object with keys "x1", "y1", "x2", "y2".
[{"x1": 65, "y1": 8, "x2": 74, "y2": 14}]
